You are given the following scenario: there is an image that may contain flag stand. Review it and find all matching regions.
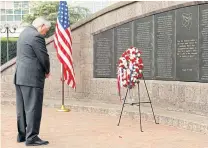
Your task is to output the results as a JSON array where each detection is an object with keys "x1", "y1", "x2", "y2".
[{"x1": 57, "y1": 64, "x2": 70, "y2": 112}]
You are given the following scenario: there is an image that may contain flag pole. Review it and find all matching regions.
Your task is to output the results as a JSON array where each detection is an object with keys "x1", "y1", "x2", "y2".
[{"x1": 57, "y1": 64, "x2": 70, "y2": 112}]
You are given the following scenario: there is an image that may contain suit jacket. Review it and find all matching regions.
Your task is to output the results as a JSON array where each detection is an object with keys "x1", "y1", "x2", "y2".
[{"x1": 14, "y1": 25, "x2": 50, "y2": 88}]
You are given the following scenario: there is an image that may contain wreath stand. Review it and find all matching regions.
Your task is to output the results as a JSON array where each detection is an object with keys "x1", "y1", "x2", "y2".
[{"x1": 117, "y1": 74, "x2": 159, "y2": 132}]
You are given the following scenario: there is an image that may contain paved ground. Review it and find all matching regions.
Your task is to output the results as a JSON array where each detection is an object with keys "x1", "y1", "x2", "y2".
[{"x1": 1, "y1": 105, "x2": 208, "y2": 148}]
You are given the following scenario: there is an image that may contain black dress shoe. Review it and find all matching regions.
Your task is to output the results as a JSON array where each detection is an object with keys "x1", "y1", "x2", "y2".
[
  {"x1": 25, "y1": 137, "x2": 49, "y2": 146},
  {"x1": 17, "y1": 135, "x2": 25, "y2": 143}
]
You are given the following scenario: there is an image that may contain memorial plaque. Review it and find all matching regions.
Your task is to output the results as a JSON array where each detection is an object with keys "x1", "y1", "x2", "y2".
[
  {"x1": 155, "y1": 10, "x2": 176, "y2": 80},
  {"x1": 93, "y1": 29, "x2": 114, "y2": 78},
  {"x1": 93, "y1": 3, "x2": 208, "y2": 83},
  {"x1": 176, "y1": 6, "x2": 199, "y2": 81},
  {"x1": 114, "y1": 22, "x2": 133, "y2": 78},
  {"x1": 134, "y1": 16, "x2": 154, "y2": 79},
  {"x1": 199, "y1": 4, "x2": 208, "y2": 82}
]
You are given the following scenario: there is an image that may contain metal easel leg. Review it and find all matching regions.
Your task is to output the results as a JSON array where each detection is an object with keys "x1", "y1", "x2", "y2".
[
  {"x1": 138, "y1": 82, "x2": 143, "y2": 132},
  {"x1": 117, "y1": 88, "x2": 129, "y2": 126},
  {"x1": 142, "y1": 75, "x2": 159, "y2": 124}
]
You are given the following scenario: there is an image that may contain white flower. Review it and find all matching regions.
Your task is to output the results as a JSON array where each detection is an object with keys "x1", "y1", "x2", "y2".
[
  {"x1": 127, "y1": 69, "x2": 131, "y2": 75},
  {"x1": 130, "y1": 54, "x2": 136, "y2": 59},
  {"x1": 120, "y1": 57, "x2": 126, "y2": 62},
  {"x1": 138, "y1": 53, "x2": 141, "y2": 57},
  {"x1": 122, "y1": 80, "x2": 126, "y2": 85},
  {"x1": 123, "y1": 62, "x2": 127, "y2": 68}
]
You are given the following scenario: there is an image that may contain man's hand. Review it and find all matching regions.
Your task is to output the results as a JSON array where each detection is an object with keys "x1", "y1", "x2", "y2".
[{"x1": 45, "y1": 73, "x2": 50, "y2": 78}]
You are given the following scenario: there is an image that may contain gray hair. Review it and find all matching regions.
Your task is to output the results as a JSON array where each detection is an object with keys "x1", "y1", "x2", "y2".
[{"x1": 32, "y1": 16, "x2": 51, "y2": 29}]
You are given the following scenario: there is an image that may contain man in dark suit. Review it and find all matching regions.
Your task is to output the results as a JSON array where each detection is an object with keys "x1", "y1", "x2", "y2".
[{"x1": 14, "y1": 16, "x2": 51, "y2": 146}]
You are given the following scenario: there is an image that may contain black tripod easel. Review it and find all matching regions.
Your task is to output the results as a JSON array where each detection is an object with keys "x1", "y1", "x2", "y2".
[{"x1": 117, "y1": 74, "x2": 159, "y2": 132}]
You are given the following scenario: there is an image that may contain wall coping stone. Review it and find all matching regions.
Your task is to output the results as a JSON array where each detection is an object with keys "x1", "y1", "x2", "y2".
[
  {"x1": 70, "y1": 1, "x2": 136, "y2": 31},
  {"x1": 92, "y1": 1, "x2": 208, "y2": 35}
]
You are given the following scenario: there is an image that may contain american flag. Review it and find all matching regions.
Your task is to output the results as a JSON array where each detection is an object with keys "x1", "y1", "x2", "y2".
[{"x1": 54, "y1": 1, "x2": 76, "y2": 89}]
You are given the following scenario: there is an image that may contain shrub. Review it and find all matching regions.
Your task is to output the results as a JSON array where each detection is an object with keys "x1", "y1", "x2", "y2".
[{"x1": 1, "y1": 38, "x2": 18, "y2": 65}]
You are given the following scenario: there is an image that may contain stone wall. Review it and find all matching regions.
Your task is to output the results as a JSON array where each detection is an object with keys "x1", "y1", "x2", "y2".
[{"x1": 1, "y1": 1, "x2": 208, "y2": 116}]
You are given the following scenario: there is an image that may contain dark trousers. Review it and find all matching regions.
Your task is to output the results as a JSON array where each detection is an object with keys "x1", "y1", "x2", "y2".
[{"x1": 15, "y1": 85, "x2": 43, "y2": 141}]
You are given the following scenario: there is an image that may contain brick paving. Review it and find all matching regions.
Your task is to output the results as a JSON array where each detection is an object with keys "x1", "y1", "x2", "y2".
[{"x1": 1, "y1": 105, "x2": 208, "y2": 148}]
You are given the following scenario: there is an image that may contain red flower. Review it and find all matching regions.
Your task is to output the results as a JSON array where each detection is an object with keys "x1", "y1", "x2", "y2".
[
  {"x1": 138, "y1": 64, "x2": 144, "y2": 70},
  {"x1": 122, "y1": 53, "x2": 126, "y2": 57},
  {"x1": 118, "y1": 60, "x2": 122, "y2": 64},
  {"x1": 120, "y1": 65, "x2": 125, "y2": 68},
  {"x1": 138, "y1": 58, "x2": 143, "y2": 63},
  {"x1": 138, "y1": 73, "x2": 142, "y2": 78},
  {"x1": 125, "y1": 56, "x2": 130, "y2": 61},
  {"x1": 134, "y1": 63, "x2": 138, "y2": 66},
  {"x1": 131, "y1": 57, "x2": 136, "y2": 63}
]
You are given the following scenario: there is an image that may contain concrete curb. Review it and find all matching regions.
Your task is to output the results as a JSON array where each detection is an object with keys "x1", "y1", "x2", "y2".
[{"x1": 2, "y1": 100, "x2": 208, "y2": 135}]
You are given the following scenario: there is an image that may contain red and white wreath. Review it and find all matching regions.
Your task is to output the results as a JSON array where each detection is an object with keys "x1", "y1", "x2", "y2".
[{"x1": 117, "y1": 46, "x2": 144, "y2": 100}]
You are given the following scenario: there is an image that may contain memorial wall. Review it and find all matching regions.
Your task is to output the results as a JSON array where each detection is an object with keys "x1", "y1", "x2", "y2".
[
  {"x1": 93, "y1": 4, "x2": 208, "y2": 83},
  {"x1": 1, "y1": 1, "x2": 208, "y2": 116}
]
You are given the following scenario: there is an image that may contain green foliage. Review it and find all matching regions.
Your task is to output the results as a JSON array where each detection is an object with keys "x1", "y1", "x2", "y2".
[
  {"x1": 1, "y1": 38, "x2": 18, "y2": 65},
  {"x1": 1, "y1": 37, "x2": 18, "y2": 41},
  {"x1": 22, "y1": 1, "x2": 91, "y2": 37}
]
